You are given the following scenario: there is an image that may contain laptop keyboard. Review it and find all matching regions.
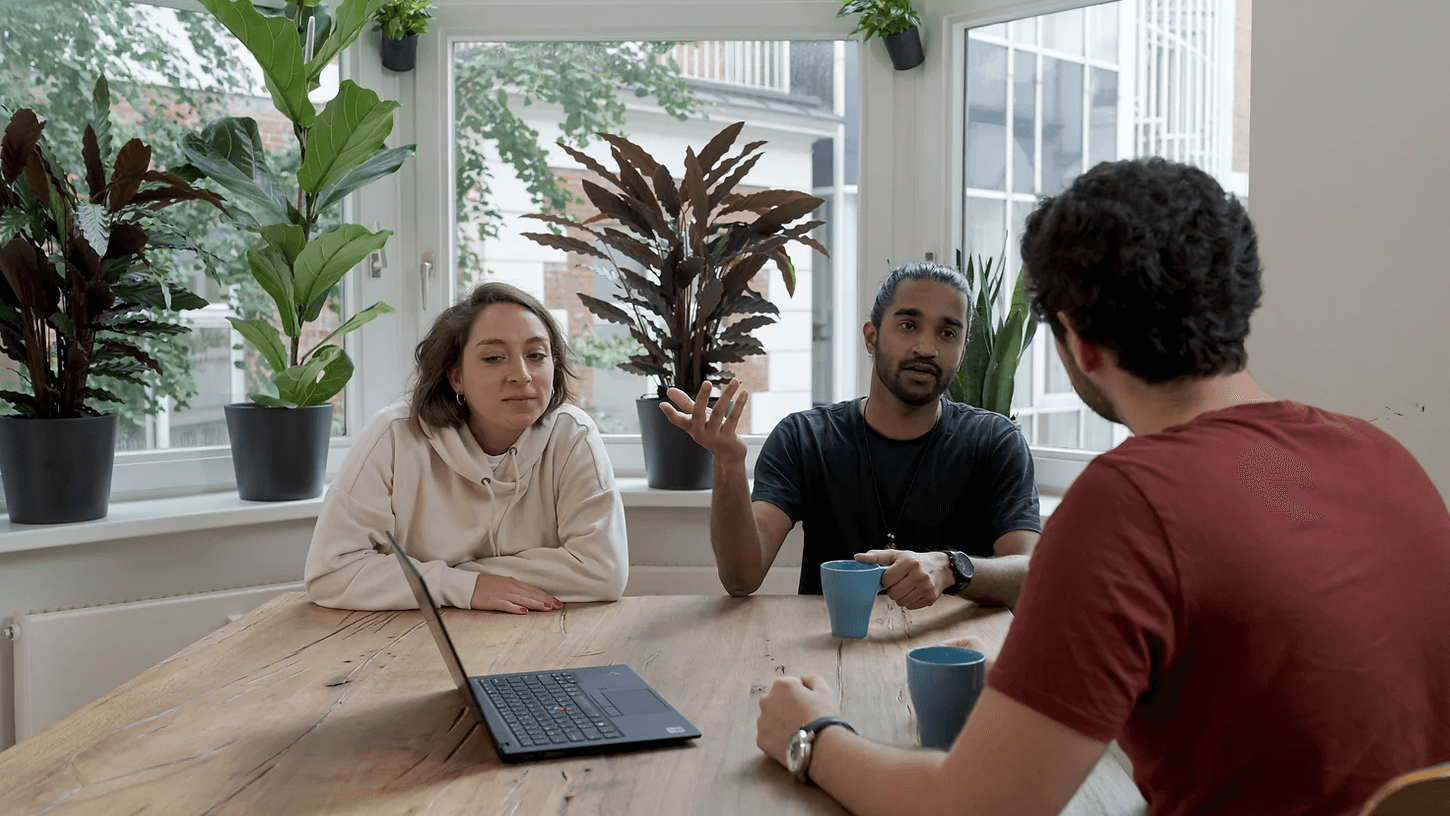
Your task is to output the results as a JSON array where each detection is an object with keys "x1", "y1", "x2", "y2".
[{"x1": 483, "y1": 672, "x2": 623, "y2": 748}]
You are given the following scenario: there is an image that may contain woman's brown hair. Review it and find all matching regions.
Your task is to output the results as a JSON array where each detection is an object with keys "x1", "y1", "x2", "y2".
[{"x1": 410, "y1": 282, "x2": 577, "y2": 430}]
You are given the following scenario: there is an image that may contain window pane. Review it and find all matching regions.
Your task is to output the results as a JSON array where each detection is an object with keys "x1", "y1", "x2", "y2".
[
  {"x1": 1089, "y1": 67, "x2": 1119, "y2": 169},
  {"x1": 1010, "y1": 18, "x2": 1037, "y2": 47},
  {"x1": 1041, "y1": 57, "x2": 1084, "y2": 195},
  {"x1": 1012, "y1": 50, "x2": 1037, "y2": 194},
  {"x1": 1040, "y1": 411, "x2": 1080, "y2": 448},
  {"x1": 1045, "y1": 344, "x2": 1074, "y2": 393},
  {"x1": 1042, "y1": 8, "x2": 1084, "y2": 56},
  {"x1": 0, "y1": 2, "x2": 353, "y2": 450},
  {"x1": 964, "y1": 2, "x2": 1249, "y2": 455},
  {"x1": 451, "y1": 41, "x2": 858, "y2": 436},
  {"x1": 1084, "y1": 411, "x2": 1116, "y2": 451},
  {"x1": 1088, "y1": 3, "x2": 1120, "y2": 63},
  {"x1": 965, "y1": 41, "x2": 1008, "y2": 191},
  {"x1": 965, "y1": 197, "x2": 1007, "y2": 265}
]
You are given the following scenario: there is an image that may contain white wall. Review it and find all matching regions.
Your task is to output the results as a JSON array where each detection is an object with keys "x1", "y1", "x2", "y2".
[{"x1": 1247, "y1": 0, "x2": 1450, "y2": 500}]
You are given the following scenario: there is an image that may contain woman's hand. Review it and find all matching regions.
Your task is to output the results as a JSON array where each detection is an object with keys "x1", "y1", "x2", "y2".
[{"x1": 470, "y1": 574, "x2": 561, "y2": 614}]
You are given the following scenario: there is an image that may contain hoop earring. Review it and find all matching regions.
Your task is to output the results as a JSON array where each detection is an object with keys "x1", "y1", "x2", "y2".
[{"x1": 455, "y1": 392, "x2": 466, "y2": 406}]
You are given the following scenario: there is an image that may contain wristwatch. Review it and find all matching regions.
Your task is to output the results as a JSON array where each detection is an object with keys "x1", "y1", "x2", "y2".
[
  {"x1": 785, "y1": 716, "x2": 856, "y2": 784},
  {"x1": 942, "y1": 550, "x2": 975, "y2": 596}
]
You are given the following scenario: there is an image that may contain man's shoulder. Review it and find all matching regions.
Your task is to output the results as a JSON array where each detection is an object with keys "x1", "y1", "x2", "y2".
[
  {"x1": 776, "y1": 398, "x2": 861, "y2": 435},
  {"x1": 940, "y1": 400, "x2": 1020, "y2": 442}
]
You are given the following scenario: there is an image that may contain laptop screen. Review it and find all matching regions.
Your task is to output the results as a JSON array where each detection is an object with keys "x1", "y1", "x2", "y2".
[{"x1": 386, "y1": 532, "x2": 488, "y2": 725}]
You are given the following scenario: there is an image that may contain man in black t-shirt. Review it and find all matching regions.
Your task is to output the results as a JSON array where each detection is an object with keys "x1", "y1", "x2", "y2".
[{"x1": 661, "y1": 262, "x2": 1041, "y2": 609}]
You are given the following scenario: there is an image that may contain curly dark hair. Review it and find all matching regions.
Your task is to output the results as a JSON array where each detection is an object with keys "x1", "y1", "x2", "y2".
[
  {"x1": 1021, "y1": 158, "x2": 1262, "y2": 384},
  {"x1": 409, "y1": 282, "x2": 577, "y2": 431}
]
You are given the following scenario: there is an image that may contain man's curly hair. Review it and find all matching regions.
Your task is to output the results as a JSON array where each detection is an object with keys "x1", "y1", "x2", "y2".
[{"x1": 1020, "y1": 158, "x2": 1262, "y2": 384}]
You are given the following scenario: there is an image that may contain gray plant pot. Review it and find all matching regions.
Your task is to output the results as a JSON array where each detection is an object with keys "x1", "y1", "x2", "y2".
[
  {"x1": 636, "y1": 396, "x2": 715, "y2": 491},
  {"x1": 883, "y1": 26, "x2": 926, "y2": 71},
  {"x1": 380, "y1": 34, "x2": 418, "y2": 72},
  {"x1": 225, "y1": 403, "x2": 333, "y2": 502},
  {"x1": 0, "y1": 413, "x2": 117, "y2": 524}
]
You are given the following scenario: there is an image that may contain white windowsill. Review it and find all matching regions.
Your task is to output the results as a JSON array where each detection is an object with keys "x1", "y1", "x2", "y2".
[{"x1": 0, "y1": 480, "x2": 1060, "y2": 557}]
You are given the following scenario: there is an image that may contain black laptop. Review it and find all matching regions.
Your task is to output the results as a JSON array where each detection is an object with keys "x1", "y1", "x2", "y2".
[{"x1": 387, "y1": 532, "x2": 701, "y2": 762}]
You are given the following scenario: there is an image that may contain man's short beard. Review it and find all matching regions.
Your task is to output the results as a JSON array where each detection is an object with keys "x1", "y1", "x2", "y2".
[{"x1": 876, "y1": 355, "x2": 951, "y2": 407}]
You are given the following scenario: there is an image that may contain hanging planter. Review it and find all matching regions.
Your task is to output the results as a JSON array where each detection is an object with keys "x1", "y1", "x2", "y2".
[
  {"x1": 835, "y1": 0, "x2": 926, "y2": 72},
  {"x1": 380, "y1": 34, "x2": 418, "y2": 72},
  {"x1": 882, "y1": 26, "x2": 925, "y2": 71},
  {"x1": 371, "y1": 0, "x2": 431, "y2": 73}
]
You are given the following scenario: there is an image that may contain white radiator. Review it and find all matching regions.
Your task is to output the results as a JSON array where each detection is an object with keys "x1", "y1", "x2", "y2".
[{"x1": 12, "y1": 581, "x2": 303, "y2": 740}]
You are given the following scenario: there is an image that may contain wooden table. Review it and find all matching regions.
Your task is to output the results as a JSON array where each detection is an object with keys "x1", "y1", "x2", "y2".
[{"x1": 0, "y1": 593, "x2": 1146, "y2": 815}]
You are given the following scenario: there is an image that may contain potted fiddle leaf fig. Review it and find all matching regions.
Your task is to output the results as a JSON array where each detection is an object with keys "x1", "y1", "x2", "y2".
[
  {"x1": 947, "y1": 252, "x2": 1034, "y2": 419},
  {"x1": 836, "y1": 0, "x2": 926, "y2": 70},
  {"x1": 372, "y1": 0, "x2": 432, "y2": 72},
  {"x1": 521, "y1": 121, "x2": 827, "y2": 489},
  {"x1": 183, "y1": 0, "x2": 414, "y2": 501},
  {"x1": 0, "y1": 77, "x2": 222, "y2": 523}
]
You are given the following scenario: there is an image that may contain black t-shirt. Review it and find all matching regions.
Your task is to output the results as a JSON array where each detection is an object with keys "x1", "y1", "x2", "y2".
[{"x1": 752, "y1": 398, "x2": 1041, "y2": 594}]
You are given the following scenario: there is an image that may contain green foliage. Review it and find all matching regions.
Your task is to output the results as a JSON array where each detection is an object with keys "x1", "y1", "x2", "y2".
[
  {"x1": 0, "y1": 78, "x2": 222, "y2": 419},
  {"x1": 0, "y1": 0, "x2": 261, "y2": 433},
  {"x1": 371, "y1": 0, "x2": 432, "y2": 40},
  {"x1": 185, "y1": 0, "x2": 412, "y2": 407},
  {"x1": 453, "y1": 41, "x2": 701, "y2": 276},
  {"x1": 835, "y1": 0, "x2": 923, "y2": 41},
  {"x1": 521, "y1": 122, "x2": 827, "y2": 398},
  {"x1": 946, "y1": 252, "x2": 1034, "y2": 419},
  {"x1": 569, "y1": 334, "x2": 642, "y2": 370}
]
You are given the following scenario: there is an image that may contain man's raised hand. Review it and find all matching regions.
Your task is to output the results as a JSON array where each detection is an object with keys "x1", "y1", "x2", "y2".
[{"x1": 660, "y1": 379, "x2": 749, "y2": 464}]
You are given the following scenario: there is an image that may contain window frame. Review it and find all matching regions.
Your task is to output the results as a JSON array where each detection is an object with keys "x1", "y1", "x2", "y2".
[{"x1": 410, "y1": 1, "x2": 881, "y2": 476}]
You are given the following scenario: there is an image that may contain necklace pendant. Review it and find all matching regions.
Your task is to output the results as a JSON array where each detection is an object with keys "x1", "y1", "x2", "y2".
[{"x1": 886, "y1": 533, "x2": 896, "y2": 551}]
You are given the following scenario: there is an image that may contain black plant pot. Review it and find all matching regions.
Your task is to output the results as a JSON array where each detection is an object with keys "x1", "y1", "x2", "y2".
[
  {"x1": 380, "y1": 34, "x2": 418, "y2": 72},
  {"x1": 636, "y1": 396, "x2": 716, "y2": 491},
  {"x1": 0, "y1": 414, "x2": 117, "y2": 524},
  {"x1": 883, "y1": 26, "x2": 926, "y2": 71},
  {"x1": 225, "y1": 403, "x2": 333, "y2": 502}
]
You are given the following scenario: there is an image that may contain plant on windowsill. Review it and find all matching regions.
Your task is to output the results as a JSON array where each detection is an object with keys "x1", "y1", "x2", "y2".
[
  {"x1": 181, "y1": 0, "x2": 414, "y2": 501},
  {"x1": 0, "y1": 78, "x2": 224, "y2": 523},
  {"x1": 371, "y1": 0, "x2": 432, "y2": 72},
  {"x1": 835, "y1": 0, "x2": 926, "y2": 70},
  {"x1": 946, "y1": 251, "x2": 1034, "y2": 420},
  {"x1": 520, "y1": 121, "x2": 827, "y2": 490}
]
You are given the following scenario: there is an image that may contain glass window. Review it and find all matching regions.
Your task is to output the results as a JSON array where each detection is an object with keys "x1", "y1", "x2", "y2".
[
  {"x1": 449, "y1": 40, "x2": 859, "y2": 435},
  {"x1": 962, "y1": 0, "x2": 1250, "y2": 454},
  {"x1": 0, "y1": 1, "x2": 353, "y2": 453},
  {"x1": 965, "y1": 42, "x2": 1008, "y2": 192},
  {"x1": 1041, "y1": 57, "x2": 1084, "y2": 196}
]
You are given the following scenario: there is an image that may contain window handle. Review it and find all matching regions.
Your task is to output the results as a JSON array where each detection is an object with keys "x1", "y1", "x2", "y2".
[{"x1": 420, "y1": 252, "x2": 435, "y2": 310}]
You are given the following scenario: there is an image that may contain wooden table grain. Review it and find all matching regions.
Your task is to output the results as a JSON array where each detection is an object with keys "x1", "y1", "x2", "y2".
[{"x1": 0, "y1": 593, "x2": 1147, "y2": 816}]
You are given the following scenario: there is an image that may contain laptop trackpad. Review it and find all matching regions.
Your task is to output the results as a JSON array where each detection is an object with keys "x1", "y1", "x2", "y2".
[{"x1": 602, "y1": 689, "x2": 668, "y2": 715}]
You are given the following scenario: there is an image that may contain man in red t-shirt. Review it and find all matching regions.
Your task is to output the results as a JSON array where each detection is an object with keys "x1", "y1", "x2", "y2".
[{"x1": 752, "y1": 158, "x2": 1450, "y2": 816}]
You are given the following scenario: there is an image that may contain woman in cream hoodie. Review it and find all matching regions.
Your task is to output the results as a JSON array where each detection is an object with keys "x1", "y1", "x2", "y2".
[{"x1": 305, "y1": 283, "x2": 628, "y2": 612}]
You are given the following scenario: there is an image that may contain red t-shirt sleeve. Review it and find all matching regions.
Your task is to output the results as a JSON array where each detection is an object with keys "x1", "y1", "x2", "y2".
[{"x1": 989, "y1": 459, "x2": 1182, "y2": 742}]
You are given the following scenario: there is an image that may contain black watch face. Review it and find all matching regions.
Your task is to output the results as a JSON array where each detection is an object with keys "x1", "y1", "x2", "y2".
[{"x1": 952, "y1": 551, "x2": 973, "y2": 583}]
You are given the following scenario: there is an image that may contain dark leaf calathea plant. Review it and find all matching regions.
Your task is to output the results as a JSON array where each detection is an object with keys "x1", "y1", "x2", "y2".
[
  {"x1": 0, "y1": 77, "x2": 223, "y2": 419},
  {"x1": 181, "y1": 0, "x2": 414, "y2": 407},
  {"x1": 521, "y1": 121, "x2": 828, "y2": 399}
]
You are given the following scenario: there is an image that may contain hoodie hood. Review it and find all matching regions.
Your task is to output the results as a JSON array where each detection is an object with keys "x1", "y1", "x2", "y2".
[{"x1": 415, "y1": 403, "x2": 582, "y2": 492}]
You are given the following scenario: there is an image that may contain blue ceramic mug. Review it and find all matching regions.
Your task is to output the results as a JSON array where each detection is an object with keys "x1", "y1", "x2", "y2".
[
  {"x1": 819, "y1": 560, "x2": 886, "y2": 638},
  {"x1": 906, "y1": 645, "x2": 986, "y2": 750}
]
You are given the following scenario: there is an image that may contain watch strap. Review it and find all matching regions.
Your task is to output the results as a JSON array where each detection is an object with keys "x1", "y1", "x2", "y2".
[{"x1": 791, "y1": 717, "x2": 857, "y2": 783}]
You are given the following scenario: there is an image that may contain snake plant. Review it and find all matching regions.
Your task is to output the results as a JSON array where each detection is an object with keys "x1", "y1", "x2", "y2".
[{"x1": 947, "y1": 252, "x2": 1034, "y2": 420}]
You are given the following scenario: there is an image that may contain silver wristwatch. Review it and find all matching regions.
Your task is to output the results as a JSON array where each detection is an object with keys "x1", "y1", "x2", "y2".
[{"x1": 785, "y1": 717, "x2": 856, "y2": 784}]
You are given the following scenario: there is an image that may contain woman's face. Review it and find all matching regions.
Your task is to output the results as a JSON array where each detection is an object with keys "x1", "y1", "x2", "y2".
[{"x1": 448, "y1": 303, "x2": 555, "y2": 454}]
